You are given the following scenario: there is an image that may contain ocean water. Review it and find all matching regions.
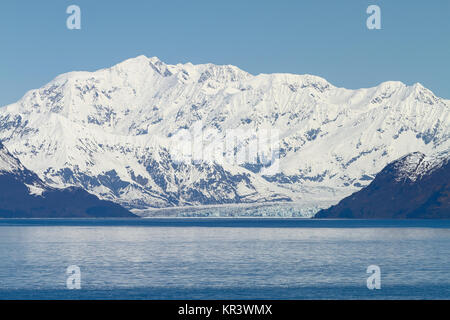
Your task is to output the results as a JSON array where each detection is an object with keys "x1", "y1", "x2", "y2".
[{"x1": 0, "y1": 218, "x2": 449, "y2": 300}]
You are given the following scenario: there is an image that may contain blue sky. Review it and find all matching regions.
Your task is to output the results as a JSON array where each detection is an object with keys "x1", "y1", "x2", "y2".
[{"x1": 0, "y1": 0, "x2": 449, "y2": 106}]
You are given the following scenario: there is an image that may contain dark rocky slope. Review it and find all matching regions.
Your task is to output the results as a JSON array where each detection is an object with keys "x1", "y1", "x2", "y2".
[
  {"x1": 315, "y1": 152, "x2": 449, "y2": 219},
  {"x1": 0, "y1": 142, "x2": 137, "y2": 218}
]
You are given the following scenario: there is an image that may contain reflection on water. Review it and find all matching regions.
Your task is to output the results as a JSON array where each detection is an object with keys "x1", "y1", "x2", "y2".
[{"x1": 0, "y1": 219, "x2": 449, "y2": 299}]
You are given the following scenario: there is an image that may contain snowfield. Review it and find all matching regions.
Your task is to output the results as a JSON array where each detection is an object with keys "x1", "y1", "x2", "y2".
[{"x1": 0, "y1": 55, "x2": 448, "y2": 215}]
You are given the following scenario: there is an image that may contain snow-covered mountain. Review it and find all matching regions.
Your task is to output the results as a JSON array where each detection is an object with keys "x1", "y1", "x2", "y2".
[
  {"x1": 315, "y1": 150, "x2": 450, "y2": 218},
  {"x1": 0, "y1": 142, "x2": 136, "y2": 218},
  {"x1": 0, "y1": 141, "x2": 48, "y2": 196},
  {"x1": 0, "y1": 55, "x2": 448, "y2": 213}
]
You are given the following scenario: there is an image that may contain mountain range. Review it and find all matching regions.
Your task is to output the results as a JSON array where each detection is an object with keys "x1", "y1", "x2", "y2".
[{"x1": 0, "y1": 55, "x2": 448, "y2": 216}]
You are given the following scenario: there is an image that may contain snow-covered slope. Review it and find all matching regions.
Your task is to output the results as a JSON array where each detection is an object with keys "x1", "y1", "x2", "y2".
[
  {"x1": 0, "y1": 55, "x2": 449, "y2": 212},
  {"x1": 315, "y1": 150, "x2": 450, "y2": 218},
  {"x1": 0, "y1": 141, "x2": 48, "y2": 196},
  {"x1": 0, "y1": 142, "x2": 136, "y2": 218}
]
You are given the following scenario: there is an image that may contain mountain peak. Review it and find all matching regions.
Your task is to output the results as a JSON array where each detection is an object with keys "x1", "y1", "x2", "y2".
[
  {"x1": 378, "y1": 80, "x2": 406, "y2": 89},
  {"x1": 392, "y1": 151, "x2": 450, "y2": 183},
  {"x1": 122, "y1": 54, "x2": 150, "y2": 63},
  {"x1": 148, "y1": 56, "x2": 163, "y2": 64},
  {"x1": 121, "y1": 55, "x2": 165, "y2": 66},
  {"x1": 112, "y1": 54, "x2": 150, "y2": 69}
]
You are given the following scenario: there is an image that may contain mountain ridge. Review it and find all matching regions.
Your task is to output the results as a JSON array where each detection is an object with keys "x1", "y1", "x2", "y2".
[
  {"x1": 315, "y1": 151, "x2": 450, "y2": 219},
  {"x1": 1, "y1": 55, "x2": 448, "y2": 214}
]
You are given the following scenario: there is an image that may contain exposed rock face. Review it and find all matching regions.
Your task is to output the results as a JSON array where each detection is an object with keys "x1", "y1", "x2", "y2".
[
  {"x1": 315, "y1": 151, "x2": 450, "y2": 219},
  {"x1": 0, "y1": 142, "x2": 136, "y2": 218}
]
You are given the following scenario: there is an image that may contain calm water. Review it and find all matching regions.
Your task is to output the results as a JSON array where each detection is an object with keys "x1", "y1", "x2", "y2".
[{"x1": 0, "y1": 219, "x2": 449, "y2": 300}]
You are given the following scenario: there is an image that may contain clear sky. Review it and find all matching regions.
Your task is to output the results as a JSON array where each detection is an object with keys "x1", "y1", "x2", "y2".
[{"x1": 1, "y1": 0, "x2": 449, "y2": 106}]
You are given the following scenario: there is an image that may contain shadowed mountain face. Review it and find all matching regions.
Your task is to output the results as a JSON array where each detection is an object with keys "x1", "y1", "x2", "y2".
[
  {"x1": 315, "y1": 152, "x2": 450, "y2": 219},
  {"x1": 0, "y1": 142, "x2": 137, "y2": 218}
]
